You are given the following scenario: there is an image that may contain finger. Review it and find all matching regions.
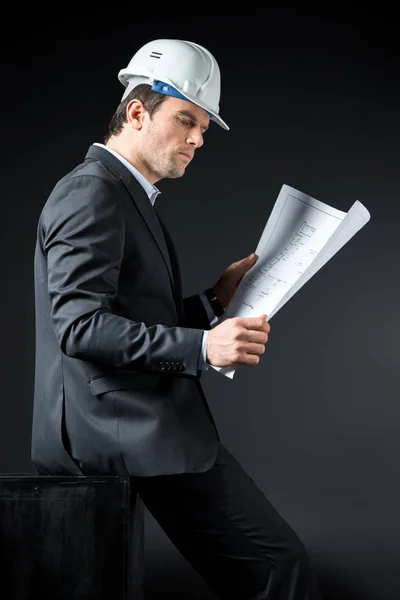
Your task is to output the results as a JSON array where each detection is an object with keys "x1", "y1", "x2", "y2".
[
  {"x1": 241, "y1": 315, "x2": 268, "y2": 329},
  {"x1": 245, "y1": 253, "x2": 258, "y2": 265},
  {"x1": 245, "y1": 342, "x2": 266, "y2": 356},
  {"x1": 247, "y1": 331, "x2": 269, "y2": 344},
  {"x1": 259, "y1": 314, "x2": 270, "y2": 332},
  {"x1": 262, "y1": 321, "x2": 271, "y2": 333}
]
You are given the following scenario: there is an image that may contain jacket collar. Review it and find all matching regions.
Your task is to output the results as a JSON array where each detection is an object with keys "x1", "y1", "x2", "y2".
[{"x1": 84, "y1": 144, "x2": 175, "y2": 292}]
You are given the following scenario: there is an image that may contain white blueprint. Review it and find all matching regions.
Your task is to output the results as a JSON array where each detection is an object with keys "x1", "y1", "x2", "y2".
[{"x1": 212, "y1": 184, "x2": 371, "y2": 379}]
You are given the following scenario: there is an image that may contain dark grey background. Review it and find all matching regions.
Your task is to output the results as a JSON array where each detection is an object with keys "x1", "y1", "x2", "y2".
[{"x1": 1, "y1": 9, "x2": 399, "y2": 600}]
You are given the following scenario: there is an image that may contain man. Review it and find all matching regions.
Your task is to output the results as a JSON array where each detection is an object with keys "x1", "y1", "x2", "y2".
[{"x1": 32, "y1": 39, "x2": 322, "y2": 599}]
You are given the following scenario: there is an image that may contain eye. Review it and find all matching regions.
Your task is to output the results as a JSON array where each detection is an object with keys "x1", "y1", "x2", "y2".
[{"x1": 178, "y1": 117, "x2": 190, "y2": 127}]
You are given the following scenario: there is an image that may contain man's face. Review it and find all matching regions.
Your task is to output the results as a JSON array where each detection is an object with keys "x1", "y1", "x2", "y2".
[{"x1": 139, "y1": 96, "x2": 210, "y2": 183}]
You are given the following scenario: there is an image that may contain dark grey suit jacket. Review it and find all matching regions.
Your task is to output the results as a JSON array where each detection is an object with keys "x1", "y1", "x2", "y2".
[{"x1": 31, "y1": 144, "x2": 219, "y2": 477}]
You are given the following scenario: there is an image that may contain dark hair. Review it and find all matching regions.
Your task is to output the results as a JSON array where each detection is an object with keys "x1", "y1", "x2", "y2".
[{"x1": 103, "y1": 84, "x2": 167, "y2": 143}]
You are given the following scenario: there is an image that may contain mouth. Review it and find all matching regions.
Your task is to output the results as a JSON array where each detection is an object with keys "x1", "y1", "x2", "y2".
[{"x1": 178, "y1": 152, "x2": 193, "y2": 161}]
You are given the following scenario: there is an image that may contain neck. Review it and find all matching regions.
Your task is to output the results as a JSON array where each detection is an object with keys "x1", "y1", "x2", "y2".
[{"x1": 106, "y1": 136, "x2": 157, "y2": 184}]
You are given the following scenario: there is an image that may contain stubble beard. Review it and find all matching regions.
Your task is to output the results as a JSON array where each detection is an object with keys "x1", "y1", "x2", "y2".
[
  {"x1": 142, "y1": 123, "x2": 187, "y2": 180},
  {"x1": 142, "y1": 134, "x2": 186, "y2": 180},
  {"x1": 155, "y1": 148, "x2": 186, "y2": 180}
]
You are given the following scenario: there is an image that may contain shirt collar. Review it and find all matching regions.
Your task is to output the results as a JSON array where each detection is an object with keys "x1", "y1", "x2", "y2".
[{"x1": 93, "y1": 143, "x2": 161, "y2": 205}]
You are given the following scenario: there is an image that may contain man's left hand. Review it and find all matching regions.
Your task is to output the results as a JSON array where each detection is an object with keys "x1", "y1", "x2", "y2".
[{"x1": 212, "y1": 253, "x2": 259, "y2": 310}]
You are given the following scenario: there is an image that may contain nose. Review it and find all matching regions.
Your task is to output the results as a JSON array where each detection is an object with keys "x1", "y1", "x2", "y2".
[{"x1": 186, "y1": 127, "x2": 204, "y2": 148}]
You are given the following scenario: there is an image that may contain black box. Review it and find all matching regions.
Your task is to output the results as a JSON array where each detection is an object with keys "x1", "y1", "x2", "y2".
[{"x1": 0, "y1": 476, "x2": 144, "y2": 600}]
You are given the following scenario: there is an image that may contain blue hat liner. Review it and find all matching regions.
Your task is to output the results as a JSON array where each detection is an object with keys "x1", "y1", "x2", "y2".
[{"x1": 151, "y1": 80, "x2": 213, "y2": 118}]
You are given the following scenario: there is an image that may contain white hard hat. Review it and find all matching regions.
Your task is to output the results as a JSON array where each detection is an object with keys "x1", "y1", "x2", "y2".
[{"x1": 118, "y1": 39, "x2": 229, "y2": 131}]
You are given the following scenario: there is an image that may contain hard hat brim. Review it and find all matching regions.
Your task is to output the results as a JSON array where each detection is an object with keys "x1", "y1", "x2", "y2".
[
  {"x1": 120, "y1": 73, "x2": 230, "y2": 131},
  {"x1": 174, "y1": 88, "x2": 230, "y2": 131}
]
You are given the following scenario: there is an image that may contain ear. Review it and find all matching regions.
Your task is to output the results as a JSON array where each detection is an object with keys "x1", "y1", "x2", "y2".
[{"x1": 126, "y1": 99, "x2": 146, "y2": 130}]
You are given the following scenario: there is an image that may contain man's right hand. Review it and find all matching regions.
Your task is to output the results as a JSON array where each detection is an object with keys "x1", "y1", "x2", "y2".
[{"x1": 206, "y1": 314, "x2": 270, "y2": 368}]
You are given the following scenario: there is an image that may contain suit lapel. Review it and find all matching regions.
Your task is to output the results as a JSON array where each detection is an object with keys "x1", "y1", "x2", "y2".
[
  {"x1": 154, "y1": 209, "x2": 184, "y2": 323},
  {"x1": 84, "y1": 145, "x2": 176, "y2": 294}
]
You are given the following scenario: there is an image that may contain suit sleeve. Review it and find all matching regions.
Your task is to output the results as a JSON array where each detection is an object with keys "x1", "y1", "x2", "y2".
[
  {"x1": 183, "y1": 294, "x2": 213, "y2": 329},
  {"x1": 42, "y1": 174, "x2": 204, "y2": 376}
]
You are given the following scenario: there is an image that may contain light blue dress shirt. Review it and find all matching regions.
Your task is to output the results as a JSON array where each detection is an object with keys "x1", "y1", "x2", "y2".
[{"x1": 94, "y1": 143, "x2": 219, "y2": 370}]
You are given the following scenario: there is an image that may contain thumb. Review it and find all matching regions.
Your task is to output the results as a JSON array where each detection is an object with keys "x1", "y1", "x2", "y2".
[
  {"x1": 245, "y1": 252, "x2": 258, "y2": 264},
  {"x1": 231, "y1": 253, "x2": 258, "y2": 277},
  {"x1": 235, "y1": 254, "x2": 258, "y2": 279}
]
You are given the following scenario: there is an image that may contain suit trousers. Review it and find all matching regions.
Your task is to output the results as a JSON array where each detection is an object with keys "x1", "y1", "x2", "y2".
[{"x1": 131, "y1": 442, "x2": 322, "y2": 600}]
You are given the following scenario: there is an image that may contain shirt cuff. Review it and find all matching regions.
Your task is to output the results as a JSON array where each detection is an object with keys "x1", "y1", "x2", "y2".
[{"x1": 198, "y1": 330, "x2": 209, "y2": 370}]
